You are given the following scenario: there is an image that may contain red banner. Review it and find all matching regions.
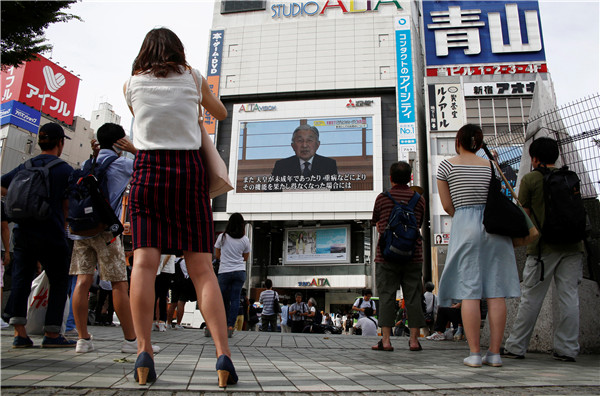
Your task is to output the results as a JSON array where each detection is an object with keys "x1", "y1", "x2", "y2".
[{"x1": 1, "y1": 54, "x2": 80, "y2": 125}]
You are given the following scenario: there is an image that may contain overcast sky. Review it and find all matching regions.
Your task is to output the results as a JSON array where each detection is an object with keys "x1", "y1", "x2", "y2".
[{"x1": 41, "y1": 0, "x2": 600, "y2": 130}]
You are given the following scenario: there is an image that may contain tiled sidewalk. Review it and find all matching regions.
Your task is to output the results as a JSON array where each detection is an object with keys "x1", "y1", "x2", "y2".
[{"x1": 2, "y1": 326, "x2": 599, "y2": 394}]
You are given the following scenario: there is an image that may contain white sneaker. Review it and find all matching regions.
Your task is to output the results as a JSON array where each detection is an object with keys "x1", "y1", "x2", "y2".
[
  {"x1": 120, "y1": 339, "x2": 160, "y2": 354},
  {"x1": 426, "y1": 332, "x2": 446, "y2": 341},
  {"x1": 482, "y1": 352, "x2": 503, "y2": 367},
  {"x1": 454, "y1": 326, "x2": 465, "y2": 341},
  {"x1": 158, "y1": 322, "x2": 167, "y2": 332},
  {"x1": 0, "y1": 318, "x2": 9, "y2": 329},
  {"x1": 444, "y1": 328, "x2": 454, "y2": 340},
  {"x1": 75, "y1": 336, "x2": 95, "y2": 353},
  {"x1": 152, "y1": 323, "x2": 159, "y2": 331},
  {"x1": 173, "y1": 324, "x2": 184, "y2": 330},
  {"x1": 464, "y1": 353, "x2": 482, "y2": 367}
]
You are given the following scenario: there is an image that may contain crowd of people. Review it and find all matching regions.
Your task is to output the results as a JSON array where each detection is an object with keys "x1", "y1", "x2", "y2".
[{"x1": 0, "y1": 26, "x2": 585, "y2": 389}]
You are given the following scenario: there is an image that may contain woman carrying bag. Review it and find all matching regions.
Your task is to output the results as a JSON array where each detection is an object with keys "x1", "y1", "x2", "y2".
[
  {"x1": 215, "y1": 213, "x2": 250, "y2": 338},
  {"x1": 124, "y1": 28, "x2": 236, "y2": 387},
  {"x1": 436, "y1": 124, "x2": 520, "y2": 368}
]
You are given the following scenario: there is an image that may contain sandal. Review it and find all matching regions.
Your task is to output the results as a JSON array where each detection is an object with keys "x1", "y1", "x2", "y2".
[
  {"x1": 409, "y1": 340, "x2": 423, "y2": 351},
  {"x1": 371, "y1": 339, "x2": 394, "y2": 351}
]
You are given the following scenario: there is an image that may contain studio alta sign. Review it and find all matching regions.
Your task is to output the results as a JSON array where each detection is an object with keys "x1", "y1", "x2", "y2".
[
  {"x1": 272, "y1": 0, "x2": 402, "y2": 18},
  {"x1": 298, "y1": 278, "x2": 331, "y2": 287}
]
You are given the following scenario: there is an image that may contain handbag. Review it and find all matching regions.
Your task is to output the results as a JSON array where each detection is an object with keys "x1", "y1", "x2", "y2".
[
  {"x1": 190, "y1": 70, "x2": 234, "y2": 199},
  {"x1": 25, "y1": 271, "x2": 69, "y2": 335},
  {"x1": 483, "y1": 161, "x2": 530, "y2": 238},
  {"x1": 273, "y1": 292, "x2": 282, "y2": 314},
  {"x1": 481, "y1": 144, "x2": 539, "y2": 247}
]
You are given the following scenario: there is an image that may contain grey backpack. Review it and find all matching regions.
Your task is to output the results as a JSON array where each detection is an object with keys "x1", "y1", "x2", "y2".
[{"x1": 5, "y1": 158, "x2": 64, "y2": 222}]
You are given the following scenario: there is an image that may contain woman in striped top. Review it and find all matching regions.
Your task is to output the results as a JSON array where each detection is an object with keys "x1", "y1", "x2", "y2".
[{"x1": 436, "y1": 124, "x2": 520, "y2": 368}]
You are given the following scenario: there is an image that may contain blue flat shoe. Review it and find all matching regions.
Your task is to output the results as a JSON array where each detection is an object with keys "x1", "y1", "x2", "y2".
[
  {"x1": 13, "y1": 336, "x2": 33, "y2": 348},
  {"x1": 216, "y1": 355, "x2": 238, "y2": 388},
  {"x1": 133, "y1": 351, "x2": 156, "y2": 385}
]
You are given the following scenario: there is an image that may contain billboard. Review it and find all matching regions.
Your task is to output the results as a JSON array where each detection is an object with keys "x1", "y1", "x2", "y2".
[
  {"x1": 0, "y1": 54, "x2": 79, "y2": 125},
  {"x1": 203, "y1": 30, "x2": 224, "y2": 136},
  {"x1": 284, "y1": 226, "x2": 350, "y2": 264},
  {"x1": 423, "y1": 1, "x2": 547, "y2": 75},
  {"x1": 234, "y1": 99, "x2": 377, "y2": 193},
  {"x1": 0, "y1": 101, "x2": 41, "y2": 134}
]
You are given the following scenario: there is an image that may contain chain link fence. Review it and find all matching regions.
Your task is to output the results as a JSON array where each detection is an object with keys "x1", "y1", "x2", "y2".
[{"x1": 482, "y1": 93, "x2": 600, "y2": 282}]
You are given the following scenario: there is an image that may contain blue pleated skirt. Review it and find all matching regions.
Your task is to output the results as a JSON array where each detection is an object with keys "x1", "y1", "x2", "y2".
[{"x1": 438, "y1": 205, "x2": 521, "y2": 307}]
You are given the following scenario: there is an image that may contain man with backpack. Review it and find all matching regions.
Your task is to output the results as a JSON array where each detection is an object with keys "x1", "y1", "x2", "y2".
[
  {"x1": 371, "y1": 161, "x2": 426, "y2": 352},
  {"x1": 1, "y1": 122, "x2": 75, "y2": 348},
  {"x1": 259, "y1": 279, "x2": 279, "y2": 332},
  {"x1": 502, "y1": 137, "x2": 585, "y2": 362},
  {"x1": 68, "y1": 123, "x2": 158, "y2": 354}
]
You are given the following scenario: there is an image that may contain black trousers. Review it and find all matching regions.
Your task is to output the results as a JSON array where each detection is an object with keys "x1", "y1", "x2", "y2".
[
  {"x1": 290, "y1": 320, "x2": 305, "y2": 333},
  {"x1": 433, "y1": 307, "x2": 462, "y2": 333}
]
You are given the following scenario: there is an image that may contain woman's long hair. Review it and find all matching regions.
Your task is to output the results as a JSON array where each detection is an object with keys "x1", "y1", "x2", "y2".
[
  {"x1": 132, "y1": 28, "x2": 189, "y2": 77},
  {"x1": 224, "y1": 213, "x2": 245, "y2": 240}
]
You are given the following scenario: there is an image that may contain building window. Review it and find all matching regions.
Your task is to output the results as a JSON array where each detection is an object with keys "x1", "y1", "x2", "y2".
[
  {"x1": 378, "y1": 34, "x2": 389, "y2": 47},
  {"x1": 379, "y1": 66, "x2": 390, "y2": 80},
  {"x1": 228, "y1": 44, "x2": 239, "y2": 57},
  {"x1": 226, "y1": 75, "x2": 238, "y2": 88}
]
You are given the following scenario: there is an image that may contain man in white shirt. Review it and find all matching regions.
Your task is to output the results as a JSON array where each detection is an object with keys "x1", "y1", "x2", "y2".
[{"x1": 354, "y1": 307, "x2": 378, "y2": 336}]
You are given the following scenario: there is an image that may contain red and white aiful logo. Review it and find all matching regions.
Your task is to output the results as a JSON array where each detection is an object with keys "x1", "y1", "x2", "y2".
[{"x1": 42, "y1": 66, "x2": 66, "y2": 93}]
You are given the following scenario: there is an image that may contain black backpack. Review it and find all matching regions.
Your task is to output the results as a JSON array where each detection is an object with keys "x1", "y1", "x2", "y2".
[
  {"x1": 533, "y1": 166, "x2": 586, "y2": 245},
  {"x1": 5, "y1": 158, "x2": 65, "y2": 222},
  {"x1": 379, "y1": 191, "x2": 421, "y2": 262},
  {"x1": 66, "y1": 156, "x2": 124, "y2": 240}
]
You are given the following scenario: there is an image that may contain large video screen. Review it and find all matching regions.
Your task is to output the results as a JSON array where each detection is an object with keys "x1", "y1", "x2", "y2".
[
  {"x1": 235, "y1": 105, "x2": 376, "y2": 193},
  {"x1": 284, "y1": 226, "x2": 350, "y2": 264}
]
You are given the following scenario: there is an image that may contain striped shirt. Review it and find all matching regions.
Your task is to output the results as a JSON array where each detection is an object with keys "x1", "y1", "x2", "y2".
[
  {"x1": 259, "y1": 289, "x2": 279, "y2": 316},
  {"x1": 372, "y1": 184, "x2": 426, "y2": 264},
  {"x1": 437, "y1": 159, "x2": 491, "y2": 209}
]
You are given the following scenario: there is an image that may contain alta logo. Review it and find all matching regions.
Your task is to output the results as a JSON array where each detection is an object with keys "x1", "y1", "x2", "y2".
[{"x1": 42, "y1": 66, "x2": 66, "y2": 93}]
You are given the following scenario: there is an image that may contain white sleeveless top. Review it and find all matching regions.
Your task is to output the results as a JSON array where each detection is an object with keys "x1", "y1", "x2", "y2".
[{"x1": 125, "y1": 68, "x2": 203, "y2": 150}]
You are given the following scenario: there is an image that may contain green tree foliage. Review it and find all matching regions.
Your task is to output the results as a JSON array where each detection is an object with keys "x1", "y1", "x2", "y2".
[{"x1": 1, "y1": 1, "x2": 81, "y2": 70}]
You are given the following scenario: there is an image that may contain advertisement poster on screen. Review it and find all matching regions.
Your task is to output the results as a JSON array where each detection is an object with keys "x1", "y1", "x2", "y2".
[
  {"x1": 285, "y1": 226, "x2": 350, "y2": 264},
  {"x1": 234, "y1": 98, "x2": 378, "y2": 193},
  {"x1": 0, "y1": 54, "x2": 79, "y2": 125}
]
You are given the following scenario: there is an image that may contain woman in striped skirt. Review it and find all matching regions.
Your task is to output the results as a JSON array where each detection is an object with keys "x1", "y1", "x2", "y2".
[{"x1": 124, "y1": 28, "x2": 237, "y2": 387}]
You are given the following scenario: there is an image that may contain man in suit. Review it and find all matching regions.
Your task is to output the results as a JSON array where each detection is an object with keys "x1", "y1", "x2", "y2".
[{"x1": 271, "y1": 125, "x2": 337, "y2": 180}]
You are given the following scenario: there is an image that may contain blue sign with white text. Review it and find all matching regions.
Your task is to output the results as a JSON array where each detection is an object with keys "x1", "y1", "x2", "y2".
[
  {"x1": 395, "y1": 17, "x2": 415, "y2": 123},
  {"x1": 422, "y1": 1, "x2": 546, "y2": 66},
  {"x1": 0, "y1": 101, "x2": 41, "y2": 134},
  {"x1": 207, "y1": 30, "x2": 224, "y2": 77}
]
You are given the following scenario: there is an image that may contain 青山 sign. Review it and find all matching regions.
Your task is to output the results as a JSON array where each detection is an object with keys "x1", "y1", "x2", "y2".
[
  {"x1": 1, "y1": 54, "x2": 79, "y2": 125},
  {"x1": 423, "y1": 1, "x2": 546, "y2": 69},
  {"x1": 0, "y1": 101, "x2": 41, "y2": 134}
]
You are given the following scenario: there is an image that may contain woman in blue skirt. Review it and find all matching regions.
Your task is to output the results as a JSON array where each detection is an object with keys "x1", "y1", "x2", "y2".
[
  {"x1": 436, "y1": 124, "x2": 520, "y2": 368},
  {"x1": 124, "y1": 28, "x2": 236, "y2": 387}
]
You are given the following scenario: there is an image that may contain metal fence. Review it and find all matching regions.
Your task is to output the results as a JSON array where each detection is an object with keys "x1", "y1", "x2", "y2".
[
  {"x1": 482, "y1": 93, "x2": 600, "y2": 282},
  {"x1": 483, "y1": 93, "x2": 600, "y2": 200}
]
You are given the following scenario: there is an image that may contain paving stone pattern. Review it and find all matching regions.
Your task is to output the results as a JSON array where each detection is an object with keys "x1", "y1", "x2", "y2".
[{"x1": 2, "y1": 326, "x2": 599, "y2": 394}]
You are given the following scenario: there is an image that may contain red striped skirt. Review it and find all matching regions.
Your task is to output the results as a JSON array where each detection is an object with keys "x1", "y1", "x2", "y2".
[{"x1": 129, "y1": 150, "x2": 214, "y2": 254}]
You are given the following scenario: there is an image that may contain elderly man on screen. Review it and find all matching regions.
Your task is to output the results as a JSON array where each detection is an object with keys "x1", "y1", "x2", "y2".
[{"x1": 271, "y1": 125, "x2": 338, "y2": 179}]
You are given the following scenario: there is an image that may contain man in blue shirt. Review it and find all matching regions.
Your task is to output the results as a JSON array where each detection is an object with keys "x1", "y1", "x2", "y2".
[
  {"x1": 1, "y1": 122, "x2": 75, "y2": 348},
  {"x1": 68, "y1": 123, "x2": 158, "y2": 354}
]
